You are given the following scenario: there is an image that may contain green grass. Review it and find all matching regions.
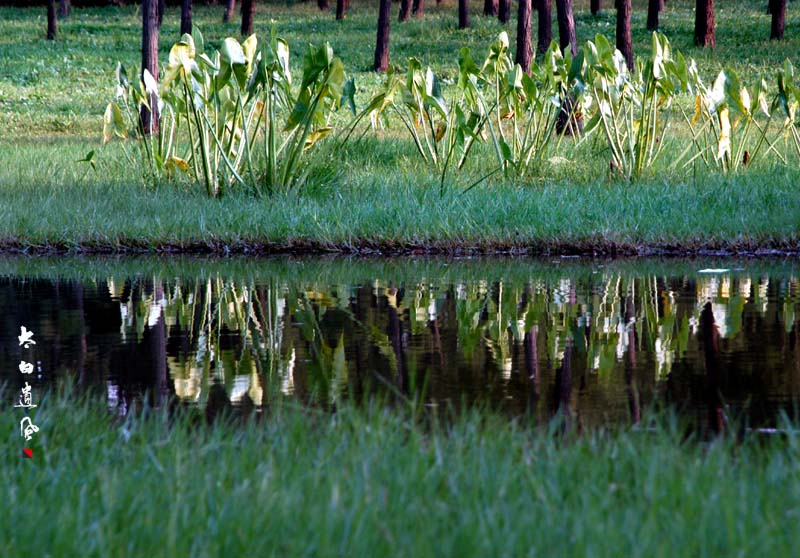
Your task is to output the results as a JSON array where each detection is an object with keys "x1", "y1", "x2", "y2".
[
  {"x1": 4, "y1": 387, "x2": 800, "y2": 557},
  {"x1": 1, "y1": 1, "x2": 799, "y2": 253}
]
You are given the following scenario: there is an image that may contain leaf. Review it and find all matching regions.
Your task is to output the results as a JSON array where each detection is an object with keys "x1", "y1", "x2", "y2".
[
  {"x1": 76, "y1": 150, "x2": 97, "y2": 171},
  {"x1": 220, "y1": 38, "x2": 246, "y2": 67},
  {"x1": 103, "y1": 102, "x2": 127, "y2": 144},
  {"x1": 341, "y1": 77, "x2": 356, "y2": 115},
  {"x1": 116, "y1": 63, "x2": 129, "y2": 90},
  {"x1": 142, "y1": 68, "x2": 159, "y2": 97},
  {"x1": 716, "y1": 106, "x2": 731, "y2": 162}
]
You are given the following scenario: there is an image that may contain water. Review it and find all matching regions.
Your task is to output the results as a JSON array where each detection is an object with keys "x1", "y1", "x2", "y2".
[{"x1": 2, "y1": 256, "x2": 799, "y2": 430}]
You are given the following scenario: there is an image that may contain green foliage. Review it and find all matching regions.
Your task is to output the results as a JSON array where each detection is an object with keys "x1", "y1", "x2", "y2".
[{"x1": 104, "y1": 28, "x2": 352, "y2": 196}]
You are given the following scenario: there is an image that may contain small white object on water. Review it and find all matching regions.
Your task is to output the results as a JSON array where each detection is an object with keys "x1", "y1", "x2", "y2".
[{"x1": 697, "y1": 268, "x2": 729, "y2": 274}]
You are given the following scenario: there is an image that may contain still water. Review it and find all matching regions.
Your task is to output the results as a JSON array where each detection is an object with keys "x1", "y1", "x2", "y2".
[{"x1": 2, "y1": 256, "x2": 799, "y2": 430}]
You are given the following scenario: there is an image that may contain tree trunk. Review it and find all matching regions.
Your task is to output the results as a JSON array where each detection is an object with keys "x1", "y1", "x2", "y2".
[
  {"x1": 318, "y1": 0, "x2": 329, "y2": 11},
  {"x1": 141, "y1": 0, "x2": 159, "y2": 135},
  {"x1": 536, "y1": 0, "x2": 552, "y2": 55},
  {"x1": 770, "y1": 0, "x2": 786, "y2": 40},
  {"x1": 374, "y1": 0, "x2": 392, "y2": 72},
  {"x1": 336, "y1": 0, "x2": 348, "y2": 20},
  {"x1": 157, "y1": 0, "x2": 165, "y2": 28},
  {"x1": 516, "y1": 0, "x2": 533, "y2": 72},
  {"x1": 617, "y1": 0, "x2": 633, "y2": 70},
  {"x1": 241, "y1": 0, "x2": 255, "y2": 35},
  {"x1": 47, "y1": 0, "x2": 57, "y2": 40},
  {"x1": 647, "y1": 0, "x2": 659, "y2": 30},
  {"x1": 484, "y1": 0, "x2": 498, "y2": 16},
  {"x1": 181, "y1": 0, "x2": 193, "y2": 35},
  {"x1": 555, "y1": 0, "x2": 576, "y2": 56},
  {"x1": 624, "y1": 290, "x2": 641, "y2": 425},
  {"x1": 694, "y1": 0, "x2": 715, "y2": 47},
  {"x1": 223, "y1": 0, "x2": 235, "y2": 22},
  {"x1": 400, "y1": 0, "x2": 411, "y2": 21},
  {"x1": 413, "y1": 0, "x2": 425, "y2": 18},
  {"x1": 459, "y1": 0, "x2": 470, "y2": 28},
  {"x1": 58, "y1": 0, "x2": 70, "y2": 18},
  {"x1": 499, "y1": 0, "x2": 511, "y2": 23},
  {"x1": 590, "y1": 0, "x2": 600, "y2": 15}
]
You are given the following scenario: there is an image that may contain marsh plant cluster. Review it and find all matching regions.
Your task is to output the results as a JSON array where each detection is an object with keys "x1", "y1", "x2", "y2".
[{"x1": 104, "y1": 28, "x2": 800, "y2": 196}]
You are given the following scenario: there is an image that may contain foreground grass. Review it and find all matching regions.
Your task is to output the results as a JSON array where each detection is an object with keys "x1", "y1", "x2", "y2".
[{"x1": 3, "y1": 388, "x2": 800, "y2": 557}]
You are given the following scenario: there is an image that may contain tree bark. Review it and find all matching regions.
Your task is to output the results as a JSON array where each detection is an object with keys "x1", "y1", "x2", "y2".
[
  {"x1": 413, "y1": 0, "x2": 425, "y2": 18},
  {"x1": 555, "y1": 0, "x2": 576, "y2": 56},
  {"x1": 770, "y1": 0, "x2": 786, "y2": 40},
  {"x1": 223, "y1": 0, "x2": 235, "y2": 23},
  {"x1": 499, "y1": 0, "x2": 511, "y2": 23},
  {"x1": 484, "y1": 0, "x2": 498, "y2": 16},
  {"x1": 374, "y1": 0, "x2": 392, "y2": 72},
  {"x1": 400, "y1": 0, "x2": 411, "y2": 21},
  {"x1": 647, "y1": 0, "x2": 660, "y2": 30},
  {"x1": 459, "y1": 0, "x2": 470, "y2": 28},
  {"x1": 336, "y1": 0, "x2": 348, "y2": 20},
  {"x1": 141, "y1": 0, "x2": 159, "y2": 135},
  {"x1": 318, "y1": 0, "x2": 330, "y2": 11},
  {"x1": 516, "y1": 0, "x2": 533, "y2": 72},
  {"x1": 617, "y1": 0, "x2": 633, "y2": 70},
  {"x1": 58, "y1": 0, "x2": 70, "y2": 18},
  {"x1": 536, "y1": 0, "x2": 552, "y2": 55},
  {"x1": 590, "y1": 0, "x2": 601, "y2": 15},
  {"x1": 694, "y1": 0, "x2": 715, "y2": 47},
  {"x1": 47, "y1": 0, "x2": 57, "y2": 40},
  {"x1": 181, "y1": 0, "x2": 193, "y2": 35},
  {"x1": 241, "y1": 0, "x2": 255, "y2": 35}
]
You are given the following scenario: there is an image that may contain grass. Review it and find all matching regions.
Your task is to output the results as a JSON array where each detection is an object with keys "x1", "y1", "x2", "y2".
[
  {"x1": 0, "y1": 1, "x2": 799, "y2": 254},
  {"x1": 3, "y1": 386, "x2": 800, "y2": 557}
]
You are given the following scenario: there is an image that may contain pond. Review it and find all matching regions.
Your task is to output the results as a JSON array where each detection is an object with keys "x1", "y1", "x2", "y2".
[{"x1": 2, "y1": 256, "x2": 799, "y2": 431}]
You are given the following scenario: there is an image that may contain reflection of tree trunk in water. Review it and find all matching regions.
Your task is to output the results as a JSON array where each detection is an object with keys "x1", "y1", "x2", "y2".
[
  {"x1": 700, "y1": 302, "x2": 725, "y2": 433},
  {"x1": 624, "y1": 292, "x2": 640, "y2": 424},
  {"x1": 555, "y1": 337, "x2": 573, "y2": 427},
  {"x1": 524, "y1": 326, "x2": 540, "y2": 419},
  {"x1": 151, "y1": 280, "x2": 169, "y2": 408},
  {"x1": 75, "y1": 283, "x2": 87, "y2": 386},
  {"x1": 387, "y1": 289, "x2": 409, "y2": 394}
]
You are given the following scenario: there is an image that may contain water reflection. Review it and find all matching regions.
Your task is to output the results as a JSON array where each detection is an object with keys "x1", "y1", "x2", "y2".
[{"x1": 1, "y1": 258, "x2": 799, "y2": 430}]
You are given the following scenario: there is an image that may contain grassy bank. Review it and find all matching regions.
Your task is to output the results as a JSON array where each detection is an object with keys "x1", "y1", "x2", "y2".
[
  {"x1": 1, "y1": 139, "x2": 798, "y2": 255},
  {"x1": 3, "y1": 388, "x2": 800, "y2": 556},
  {"x1": 1, "y1": 2, "x2": 799, "y2": 254}
]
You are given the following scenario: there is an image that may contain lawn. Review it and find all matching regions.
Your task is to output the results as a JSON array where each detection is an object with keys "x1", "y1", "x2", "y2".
[
  {"x1": 0, "y1": 1, "x2": 799, "y2": 255},
  {"x1": 3, "y1": 388, "x2": 800, "y2": 557}
]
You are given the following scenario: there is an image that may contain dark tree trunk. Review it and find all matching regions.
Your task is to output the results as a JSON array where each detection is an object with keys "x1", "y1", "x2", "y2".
[
  {"x1": 694, "y1": 0, "x2": 715, "y2": 47},
  {"x1": 241, "y1": 0, "x2": 255, "y2": 35},
  {"x1": 484, "y1": 0, "x2": 498, "y2": 17},
  {"x1": 516, "y1": 0, "x2": 533, "y2": 72},
  {"x1": 157, "y1": 0, "x2": 165, "y2": 28},
  {"x1": 499, "y1": 0, "x2": 511, "y2": 23},
  {"x1": 617, "y1": 0, "x2": 633, "y2": 70},
  {"x1": 336, "y1": 0, "x2": 348, "y2": 20},
  {"x1": 459, "y1": 0, "x2": 470, "y2": 28},
  {"x1": 223, "y1": 0, "x2": 235, "y2": 22},
  {"x1": 400, "y1": 0, "x2": 411, "y2": 21},
  {"x1": 413, "y1": 0, "x2": 425, "y2": 18},
  {"x1": 647, "y1": 0, "x2": 659, "y2": 30},
  {"x1": 536, "y1": 0, "x2": 552, "y2": 55},
  {"x1": 47, "y1": 0, "x2": 57, "y2": 40},
  {"x1": 590, "y1": 0, "x2": 600, "y2": 15},
  {"x1": 624, "y1": 291, "x2": 640, "y2": 425},
  {"x1": 181, "y1": 0, "x2": 193, "y2": 35},
  {"x1": 374, "y1": 0, "x2": 392, "y2": 72},
  {"x1": 770, "y1": 0, "x2": 786, "y2": 40},
  {"x1": 318, "y1": 0, "x2": 329, "y2": 11},
  {"x1": 555, "y1": 0, "x2": 576, "y2": 56},
  {"x1": 141, "y1": 0, "x2": 159, "y2": 134},
  {"x1": 58, "y1": 0, "x2": 70, "y2": 18}
]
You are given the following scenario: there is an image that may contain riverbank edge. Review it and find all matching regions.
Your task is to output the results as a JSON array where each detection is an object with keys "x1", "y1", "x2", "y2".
[{"x1": 1, "y1": 237, "x2": 799, "y2": 257}]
